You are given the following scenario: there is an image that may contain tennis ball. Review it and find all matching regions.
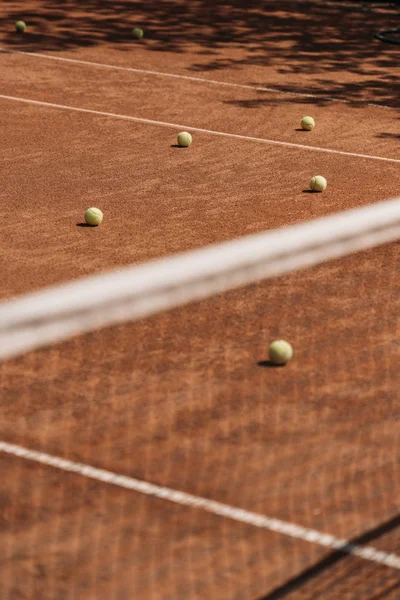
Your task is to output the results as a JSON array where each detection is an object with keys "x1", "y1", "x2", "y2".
[
  {"x1": 309, "y1": 175, "x2": 327, "y2": 192},
  {"x1": 15, "y1": 21, "x2": 26, "y2": 33},
  {"x1": 177, "y1": 132, "x2": 192, "y2": 147},
  {"x1": 301, "y1": 116, "x2": 315, "y2": 131},
  {"x1": 269, "y1": 340, "x2": 293, "y2": 365},
  {"x1": 84, "y1": 207, "x2": 103, "y2": 226},
  {"x1": 132, "y1": 28, "x2": 144, "y2": 39}
]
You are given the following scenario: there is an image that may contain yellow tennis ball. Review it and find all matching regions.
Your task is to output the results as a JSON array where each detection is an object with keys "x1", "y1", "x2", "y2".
[
  {"x1": 15, "y1": 20, "x2": 26, "y2": 33},
  {"x1": 132, "y1": 28, "x2": 144, "y2": 39},
  {"x1": 84, "y1": 207, "x2": 103, "y2": 226},
  {"x1": 301, "y1": 116, "x2": 315, "y2": 131},
  {"x1": 177, "y1": 132, "x2": 192, "y2": 147},
  {"x1": 309, "y1": 176, "x2": 327, "y2": 192},
  {"x1": 269, "y1": 340, "x2": 293, "y2": 365}
]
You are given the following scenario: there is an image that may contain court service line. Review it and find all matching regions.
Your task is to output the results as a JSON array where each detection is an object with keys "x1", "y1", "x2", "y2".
[
  {"x1": 1, "y1": 440, "x2": 400, "y2": 571},
  {"x1": 0, "y1": 47, "x2": 395, "y2": 111},
  {"x1": 0, "y1": 93, "x2": 399, "y2": 163},
  {"x1": 0, "y1": 442, "x2": 400, "y2": 570}
]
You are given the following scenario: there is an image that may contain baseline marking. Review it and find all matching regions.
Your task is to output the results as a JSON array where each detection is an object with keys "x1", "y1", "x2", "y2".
[
  {"x1": 1, "y1": 440, "x2": 399, "y2": 570},
  {"x1": 0, "y1": 93, "x2": 399, "y2": 163},
  {"x1": 0, "y1": 47, "x2": 396, "y2": 111}
]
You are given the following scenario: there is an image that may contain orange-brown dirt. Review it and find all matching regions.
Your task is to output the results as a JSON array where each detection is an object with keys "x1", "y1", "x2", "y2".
[{"x1": 0, "y1": 1, "x2": 399, "y2": 598}]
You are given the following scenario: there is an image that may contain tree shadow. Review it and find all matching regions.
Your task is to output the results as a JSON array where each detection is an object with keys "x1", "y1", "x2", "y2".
[{"x1": 0, "y1": 0, "x2": 399, "y2": 106}]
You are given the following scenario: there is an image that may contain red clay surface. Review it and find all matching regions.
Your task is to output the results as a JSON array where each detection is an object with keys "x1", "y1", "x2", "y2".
[{"x1": 0, "y1": 1, "x2": 400, "y2": 598}]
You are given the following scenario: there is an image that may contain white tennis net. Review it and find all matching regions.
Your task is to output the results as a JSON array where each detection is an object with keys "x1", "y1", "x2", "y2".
[{"x1": 0, "y1": 196, "x2": 399, "y2": 362}]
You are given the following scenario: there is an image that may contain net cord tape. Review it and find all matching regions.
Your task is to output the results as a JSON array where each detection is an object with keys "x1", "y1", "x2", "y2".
[{"x1": 0, "y1": 196, "x2": 399, "y2": 361}]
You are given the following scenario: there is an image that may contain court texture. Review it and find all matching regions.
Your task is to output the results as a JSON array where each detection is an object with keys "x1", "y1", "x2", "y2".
[{"x1": 0, "y1": 1, "x2": 399, "y2": 598}]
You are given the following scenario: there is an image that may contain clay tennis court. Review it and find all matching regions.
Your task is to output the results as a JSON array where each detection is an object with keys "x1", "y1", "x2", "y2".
[{"x1": 0, "y1": 1, "x2": 400, "y2": 598}]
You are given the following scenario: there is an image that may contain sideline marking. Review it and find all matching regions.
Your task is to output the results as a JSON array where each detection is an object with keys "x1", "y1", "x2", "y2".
[
  {"x1": 0, "y1": 93, "x2": 399, "y2": 163},
  {"x1": 1, "y1": 440, "x2": 400, "y2": 570},
  {"x1": 0, "y1": 47, "x2": 396, "y2": 111}
]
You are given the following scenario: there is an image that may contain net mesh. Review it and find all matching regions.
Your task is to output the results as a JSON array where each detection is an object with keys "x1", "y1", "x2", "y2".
[{"x1": 0, "y1": 202, "x2": 400, "y2": 599}]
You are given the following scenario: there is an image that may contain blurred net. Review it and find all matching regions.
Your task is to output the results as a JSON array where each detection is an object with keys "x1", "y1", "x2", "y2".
[
  {"x1": 1, "y1": 197, "x2": 400, "y2": 362},
  {"x1": 1, "y1": 198, "x2": 400, "y2": 599}
]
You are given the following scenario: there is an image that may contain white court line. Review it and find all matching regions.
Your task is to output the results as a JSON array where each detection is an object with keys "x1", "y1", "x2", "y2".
[
  {"x1": 0, "y1": 93, "x2": 399, "y2": 163},
  {"x1": 0, "y1": 47, "x2": 396, "y2": 112},
  {"x1": 1, "y1": 440, "x2": 399, "y2": 571}
]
